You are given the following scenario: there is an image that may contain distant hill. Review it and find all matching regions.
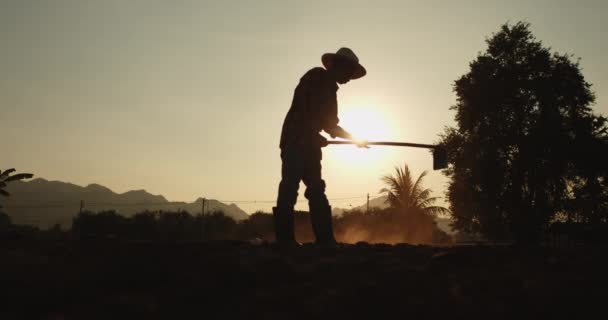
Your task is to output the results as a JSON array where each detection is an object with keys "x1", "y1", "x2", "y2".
[
  {"x1": 1, "y1": 178, "x2": 249, "y2": 228},
  {"x1": 332, "y1": 196, "x2": 388, "y2": 216},
  {"x1": 333, "y1": 195, "x2": 455, "y2": 235},
  {"x1": 332, "y1": 195, "x2": 390, "y2": 215}
]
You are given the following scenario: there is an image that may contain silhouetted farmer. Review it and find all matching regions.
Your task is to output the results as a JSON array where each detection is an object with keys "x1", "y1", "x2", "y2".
[{"x1": 274, "y1": 47, "x2": 367, "y2": 246}]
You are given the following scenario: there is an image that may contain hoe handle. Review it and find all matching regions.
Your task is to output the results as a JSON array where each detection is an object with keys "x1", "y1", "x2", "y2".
[
  {"x1": 327, "y1": 140, "x2": 438, "y2": 149},
  {"x1": 327, "y1": 140, "x2": 448, "y2": 170}
]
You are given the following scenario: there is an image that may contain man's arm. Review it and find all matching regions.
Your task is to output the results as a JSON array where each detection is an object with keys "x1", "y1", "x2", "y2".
[
  {"x1": 317, "y1": 88, "x2": 352, "y2": 140},
  {"x1": 325, "y1": 124, "x2": 352, "y2": 140},
  {"x1": 301, "y1": 68, "x2": 360, "y2": 142},
  {"x1": 318, "y1": 92, "x2": 370, "y2": 148}
]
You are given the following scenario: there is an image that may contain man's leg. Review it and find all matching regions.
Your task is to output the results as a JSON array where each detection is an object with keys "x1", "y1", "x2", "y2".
[
  {"x1": 274, "y1": 148, "x2": 302, "y2": 245},
  {"x1": 302, "y1": 148, "x2": 336, "y2": 245}
]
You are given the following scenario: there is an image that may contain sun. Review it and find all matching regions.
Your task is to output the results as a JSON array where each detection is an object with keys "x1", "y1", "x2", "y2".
[
  {"x1": 337, "y1": 105, "x2": 391, "y2": 142},
  {"x1": 323, "y1": 104, "x2": 397, "y2": 170}
]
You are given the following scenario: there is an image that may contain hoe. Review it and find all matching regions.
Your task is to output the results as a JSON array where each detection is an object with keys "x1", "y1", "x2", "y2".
[{"x1": 327, "y1": 140, "x2": 448, "y2": 170}]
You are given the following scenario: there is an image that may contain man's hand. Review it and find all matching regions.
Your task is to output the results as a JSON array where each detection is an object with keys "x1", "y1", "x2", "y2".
[
  {"x1": 318, "y1": 135, "x2": 329, "y2": 147},
  {"x1": 328, "y1": 126, "x2": 352, "y2": 140},
  {"x1": 355, "y1": 139, "x2": 369, "y2": 149}
]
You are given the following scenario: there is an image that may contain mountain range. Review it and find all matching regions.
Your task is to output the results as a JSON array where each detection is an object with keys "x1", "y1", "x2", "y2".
[
  {"x1": 332, "y1": 195, "x2": 392, "y2": 215},
  {"x1": 2, "y1": 178, "x2": 454, "y2": 234},
  {"x1": 1, "y1": 178, "x2": 249, "y2": 228}
]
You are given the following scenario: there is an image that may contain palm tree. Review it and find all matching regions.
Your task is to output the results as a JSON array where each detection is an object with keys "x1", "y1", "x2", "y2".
[
  {"x1": 0, "y1": 168, "x2": 34, "y2": 211},
  {"x1": 379, "y1": 163, "x2": 449, "y2": 217}
]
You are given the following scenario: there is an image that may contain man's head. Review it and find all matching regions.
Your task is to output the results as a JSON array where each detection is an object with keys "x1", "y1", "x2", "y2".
[{"x1": 322, "y1": 48, "x2": 366, "y2": 84}]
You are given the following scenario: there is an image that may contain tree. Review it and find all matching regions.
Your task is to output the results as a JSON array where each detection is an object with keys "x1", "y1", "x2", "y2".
[
  {"x1": 200, "y1": 211, "x2": 237, "y2": 241},
  {"x1": 379, "y1": 163, "x2": 450, "y2": 217},
  {"x1": 0, "y1": 212, "x2": 11, "y2": 227},
  {"x1": 335, "y1": 165, "x2": 452, "y2": 244},
  {"x1": 237, "y1": 211, "x2": 274, "y2": 241},
  {"x1": 0, "y1": 168, "x2": 34, "y2": 215},
  {"x1": 0, "y1": 168, "x2": 34, "y2": 196},
  {"x1": 72, "y1": 210, "x2": 130, "y2": 239},
  {"x1": 441, "y1": 22, "x2": 607, "y2": 243}
]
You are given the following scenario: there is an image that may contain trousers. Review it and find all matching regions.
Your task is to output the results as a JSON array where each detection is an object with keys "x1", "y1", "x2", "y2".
[{"x1": 276, "y1": 146, "x2": 330, "y2": 210}]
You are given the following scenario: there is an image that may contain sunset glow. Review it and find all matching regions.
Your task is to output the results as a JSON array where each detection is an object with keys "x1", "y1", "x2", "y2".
[
  {"x1": 2, "y1": 1, "x2": 606, "y2": 213},
  {"x1": 338, "y1": 105, "x2": 393, "y2": 142},
  {"x1": 328, "y1": 105, "x2": 395, "y2": 168}
]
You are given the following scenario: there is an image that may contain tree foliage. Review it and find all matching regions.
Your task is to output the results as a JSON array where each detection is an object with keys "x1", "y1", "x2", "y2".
[
  {"x1": 0, "y1": 168, "x2": 34, "y2": 197},
  {"x1": 441, "y1": 22, "x2": 608, "y2": 242},
  {"x1": 72, "y1": 209, "x2": 239, "y2": 241},
  {"x1": 0, "y1": 168, "x2": 34, "y2": 215},
  {"x1": 380, "y1": 163, "x2": 450, "y2": 217}
]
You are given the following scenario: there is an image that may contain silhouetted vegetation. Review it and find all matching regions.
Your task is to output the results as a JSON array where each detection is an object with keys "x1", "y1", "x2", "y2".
[
  {"x1": 0, "y1": 211, "x2": 11, "y2": 227},
  {"x1": 235, "y1": 210, "x2": 274, "y2": 240},
  {"x1": 0, "y1": 169, "x2": 36, "y2": 238},
  {"x1": 72, "y1": 210, "x2": 238, "y2": 241},
  {"x1": 69, "y1": 209, "x2": 247, "y2": 241},
  {"x1": 64, "y1": 163, "x2": 452, "y2": 244},
  {"x1": 330, "y1": 162, "x2": 452, "y2": 244},
  {"x1": 441, "y1": 22, "x2": 608, "y2": 243},
  {"x1": 380, "y1": 163, "x2": 450, "y2": 216},
  {"x1": 0, "y1": 212, "x2": 13, "y2": 239},
  {"x1": 67, "y1": 207, "x2": 452, "y2": 244},
  {"x1": 0, "y1": 168, "x2": 33, "y2": 214},
  {"x1": 0, "y1": 216, "x2": 57, "y2": 241},
  {"x1": 335, "y1": 208, "x2": 452, "y2": 244},
  {"x1": 2, "y1": 162, "x2": 453, "y2": 244}
]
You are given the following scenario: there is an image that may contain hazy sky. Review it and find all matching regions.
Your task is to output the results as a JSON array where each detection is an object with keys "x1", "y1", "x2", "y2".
[{"x1": 2, "y1": 0, "x2": 607, "y2": 213}]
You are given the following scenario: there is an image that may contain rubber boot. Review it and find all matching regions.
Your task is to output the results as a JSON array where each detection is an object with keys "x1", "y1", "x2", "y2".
[
  {"x1": 272, "y1": 207, "x2": 299, "y2": 247},
  {"x1": 309, "y1": 204, "x2": 337, "y2": 246}
]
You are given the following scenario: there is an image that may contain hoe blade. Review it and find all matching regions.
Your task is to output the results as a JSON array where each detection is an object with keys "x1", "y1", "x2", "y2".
[{"x1": 433, "y1": 146, "x2": 448, "y2": 170}]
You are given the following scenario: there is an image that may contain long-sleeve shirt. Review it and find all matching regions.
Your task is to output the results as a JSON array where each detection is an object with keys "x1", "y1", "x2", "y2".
[{"x1": 280, "y1": 67, "x2": 349, "y2": 149}]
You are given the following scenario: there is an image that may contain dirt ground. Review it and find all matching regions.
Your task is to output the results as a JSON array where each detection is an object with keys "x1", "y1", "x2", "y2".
[{"x1": 1, "y1": 239, "x2": 606, "y2": 319}]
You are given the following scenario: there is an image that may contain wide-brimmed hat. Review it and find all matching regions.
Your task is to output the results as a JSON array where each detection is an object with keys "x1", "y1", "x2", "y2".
[{"x1": 322, "y1": 47, "x2": 366, "y2": 79}]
